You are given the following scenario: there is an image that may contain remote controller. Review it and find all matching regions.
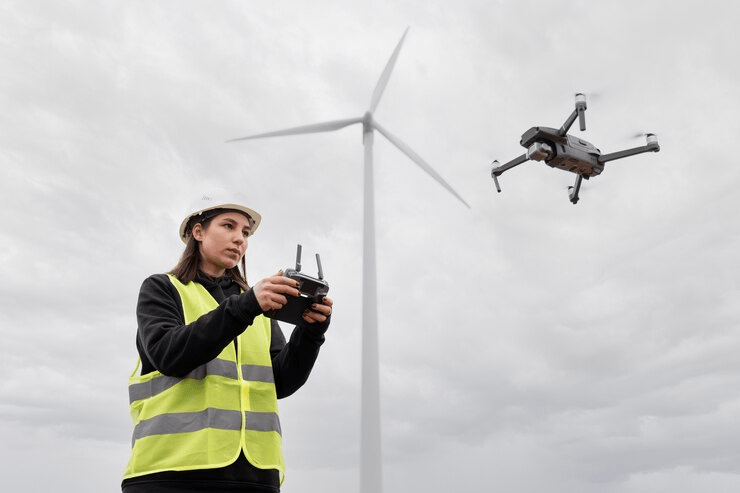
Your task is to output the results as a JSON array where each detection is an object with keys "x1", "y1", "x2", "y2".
[{"x1": 267, "y1": 244, "x2": 330, "y2": 325}]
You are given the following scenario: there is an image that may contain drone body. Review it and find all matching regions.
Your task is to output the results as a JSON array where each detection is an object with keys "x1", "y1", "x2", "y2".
[{"x1": 491, "y1": 94, "x2": 660, "y2": 204}]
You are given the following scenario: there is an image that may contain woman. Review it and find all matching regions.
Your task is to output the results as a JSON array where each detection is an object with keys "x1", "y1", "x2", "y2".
[{"x1": 122, "y1": 194, "x2": 333, "y2": 493}]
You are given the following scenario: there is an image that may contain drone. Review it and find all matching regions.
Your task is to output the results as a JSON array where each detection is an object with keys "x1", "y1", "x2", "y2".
[{"x1": 490, "y1": 93, "x2": 660, "y2": 204}]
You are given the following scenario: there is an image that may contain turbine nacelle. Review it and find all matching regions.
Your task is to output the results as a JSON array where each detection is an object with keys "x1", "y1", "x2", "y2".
[{"x1": 362, "y1": 111, "x2": 374, "y2": 133}]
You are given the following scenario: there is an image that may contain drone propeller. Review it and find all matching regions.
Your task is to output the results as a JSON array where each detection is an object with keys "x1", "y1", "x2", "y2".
[
  {"x1": 576, "y1": 91, "x2": 604, "y2": 101},
  {"x1": 629, "y1": 132, "x2": 660, "y2": 148}
]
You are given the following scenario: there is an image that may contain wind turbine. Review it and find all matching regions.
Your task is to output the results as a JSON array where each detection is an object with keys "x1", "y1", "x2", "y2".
[{"x1": 228, "y1": 28, "x2": 469, "y2": 493}]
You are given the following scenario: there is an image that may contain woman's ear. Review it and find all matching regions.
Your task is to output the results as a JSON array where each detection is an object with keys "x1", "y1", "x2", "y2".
[{"x1": 191, "y1": 223, "x2": 204, "y2": 241}]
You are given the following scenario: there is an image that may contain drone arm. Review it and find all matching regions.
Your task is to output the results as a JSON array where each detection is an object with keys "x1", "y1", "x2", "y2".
[
  {"x1": 559, "y1": 93, "x2": 588, "y2": 136},
  {"x1": 598, "y1": 137, "x2": 660, "y2": 164},
  {"x1": 491, "y1": 153, "x2": 529, "y2": 192},
  {"x1": 559, "y1": 109, "x2": 580, "y2": 136},
  {"x1": 492, "y1": 153, "x2": 529, "y2": 175}
]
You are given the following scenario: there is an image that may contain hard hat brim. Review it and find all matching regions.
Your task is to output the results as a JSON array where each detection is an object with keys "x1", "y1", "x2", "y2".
[{"x1": 179, "y1": 203, "x2": 262, "y2": 243}]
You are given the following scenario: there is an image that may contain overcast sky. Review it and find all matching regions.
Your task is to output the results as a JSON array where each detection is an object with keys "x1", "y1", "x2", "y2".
[{"x1": 1, "y1": 1, "x2": 739, "y2": 492}]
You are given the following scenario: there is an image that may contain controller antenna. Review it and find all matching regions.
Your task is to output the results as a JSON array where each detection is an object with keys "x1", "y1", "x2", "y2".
[
  {"x1": 295, "y1": 244, "x2": 302, "y2": 272},
  {"x1": 316, "y1": 253, "x2": 324, "y2": 280}
]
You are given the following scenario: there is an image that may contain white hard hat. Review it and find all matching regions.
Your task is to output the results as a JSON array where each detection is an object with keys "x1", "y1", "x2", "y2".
[{"x1": 179, "y1": 193, "x2": 262, "y2": 243}]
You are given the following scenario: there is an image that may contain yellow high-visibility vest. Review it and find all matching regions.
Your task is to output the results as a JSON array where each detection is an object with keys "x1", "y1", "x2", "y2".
[{"x1": 123, "y1": 274, "x2": 284, "y2": 479}]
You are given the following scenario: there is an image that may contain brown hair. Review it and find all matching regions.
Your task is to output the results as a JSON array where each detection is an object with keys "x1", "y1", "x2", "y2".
[{"x1": 168, "y1": 211, "x2": 250, "y2": 290}]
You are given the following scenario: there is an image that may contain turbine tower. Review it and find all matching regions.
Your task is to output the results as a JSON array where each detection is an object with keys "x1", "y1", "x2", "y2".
[{"x1": 228, "y1": 28, "x2": 469, "y2": 493}]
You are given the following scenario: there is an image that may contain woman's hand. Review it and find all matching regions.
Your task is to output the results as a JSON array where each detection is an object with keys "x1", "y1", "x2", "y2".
[
  {"x1": 302, "y1": 296, "x2": 333, "y2": 324},
  {"x1": 253, "y1": 270, "x2": 301, "y2": 312}
]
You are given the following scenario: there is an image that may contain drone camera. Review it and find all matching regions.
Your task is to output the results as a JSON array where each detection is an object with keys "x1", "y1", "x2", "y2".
[{"x1": 527, "y1": 142, "x2": 553, "y2": 161}]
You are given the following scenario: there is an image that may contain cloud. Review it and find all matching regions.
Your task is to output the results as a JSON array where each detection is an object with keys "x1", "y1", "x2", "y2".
[{"x1": 2, "y1": 1, "x2": 740, "y2": 493}]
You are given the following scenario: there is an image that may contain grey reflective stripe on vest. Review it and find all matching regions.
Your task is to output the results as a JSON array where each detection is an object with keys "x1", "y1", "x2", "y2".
[
  {"x1": 246, "y1": 411, "x2": 282, "y2": 435},
  {"x1": 242, "y1": 364, "x2": 274, "y2": 383},
  {"x1": 132, "y1": 408, "x2": 281, "y2": 444},
  {"x1": 129, "y1": 358, "x2": 274, "y2": 401},
  {"x1": 129, "y1": 358, "x2": 239, "y2": 404},
  {"x1": 132, "y1": 408, "x2": 241, "y2": 444}
]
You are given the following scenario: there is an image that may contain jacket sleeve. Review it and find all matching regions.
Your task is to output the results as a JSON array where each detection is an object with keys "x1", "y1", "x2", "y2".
[
  {"x1": 136, "y1": 274, "x2": 264, "y2": 377},
  {"x1": 270, "y1": 315, "x2": 330, "y2": 399}
]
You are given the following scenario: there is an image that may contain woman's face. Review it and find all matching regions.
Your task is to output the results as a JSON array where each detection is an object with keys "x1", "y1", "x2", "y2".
[{"x1": 192, "y1": 211, "x2": 251, "y2": 277}]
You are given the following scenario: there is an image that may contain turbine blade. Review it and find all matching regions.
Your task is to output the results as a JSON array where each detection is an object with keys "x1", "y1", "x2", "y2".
[
  {"x1": 368, "y1": 27, "x2": 409, "y2": 114},
  {"x1": 226, "y1": 117, "x2": 363, "y2": 142},
  {"x1": 373, "y1": 120, "x2": 470, "y2": 208}
]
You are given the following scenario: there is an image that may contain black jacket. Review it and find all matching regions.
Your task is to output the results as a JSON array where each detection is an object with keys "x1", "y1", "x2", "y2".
[{"x1": 122, "y1": 272, "x2": 329, "y2": 493}]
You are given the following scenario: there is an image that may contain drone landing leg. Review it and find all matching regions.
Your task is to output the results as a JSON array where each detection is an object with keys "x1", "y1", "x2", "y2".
[
  {"x1": 568, "y1": 174, "x2": 583, "y2": 204},
  {"x1": 491, "y1": 153, "x2": 529, "y2": 192}
]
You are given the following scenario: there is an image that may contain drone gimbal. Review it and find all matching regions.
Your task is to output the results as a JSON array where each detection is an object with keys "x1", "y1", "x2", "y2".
[{"x1": 491, "y1": 93, "x2": 660, "y2": 204}]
